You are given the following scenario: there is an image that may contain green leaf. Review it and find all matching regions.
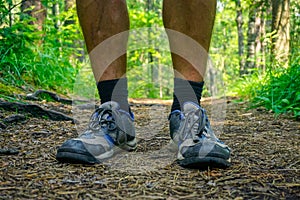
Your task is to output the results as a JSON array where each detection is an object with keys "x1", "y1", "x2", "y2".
[
  {"x1": 257, "y1": 96, "x2": 271, "y2": 103},
  {"x1": 281, "y1": 99, "x2": 290, "y2": 104}
]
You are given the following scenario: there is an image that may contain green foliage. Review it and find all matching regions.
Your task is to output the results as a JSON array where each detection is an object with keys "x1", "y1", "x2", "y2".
[
  {"x1": 234, "y1": 56, "x2": 300, "y2": 119},
  {"x1": 232, "y1": 0, "x2": 300, "y2": 119},
  {"x1": 0, "y1": 16, "x2": 36, "y2": 87},
  {"x1": 252, "y1": 58, "x2": 300, "y2": 119},
  {"x1": 0, "y1": 83, "x2": 23, "y2": 96},
  {"x1": 127, "y1": 0, "x2": 173, "y2": 99},
  {"x1": 230, "y1": 68, "x2": 267, "y2": 98},
  {"x1": 0, "y1": 1, "x2": 83, "y2": 95},
  {"x1": 210, "y1": 0, "x2": 241, "y2": 93}
]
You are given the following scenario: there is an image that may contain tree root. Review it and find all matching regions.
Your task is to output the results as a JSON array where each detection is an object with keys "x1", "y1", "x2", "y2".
[
  {"x1": 0, "y1": 101, "x2": 76, "y2": 123},
  {"x1": 26, "y1": 89, "x2": 73, "y2": 104}
]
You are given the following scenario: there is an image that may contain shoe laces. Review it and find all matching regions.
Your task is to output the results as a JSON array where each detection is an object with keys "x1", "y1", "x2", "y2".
[
  {"x1": 181, "y1": 107, "x2": 217, "y2": 143},
  {"x1": 88, "y1": 108, "x2": 117, "y2": 132}
]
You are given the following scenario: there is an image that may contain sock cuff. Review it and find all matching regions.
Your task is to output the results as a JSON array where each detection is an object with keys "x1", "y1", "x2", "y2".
[
  {"x1": 97, "y1": 78, "x2": 128, "y2": 91},
  {"x1": 171, "y1": 78, "x2": 204, "y2": 111},
  {"x1": 174, "y1": 77, "x2": 204, "y2": 87},
  {"x1": 97, "y1": 78, "x2": 129, "y2": 112}
]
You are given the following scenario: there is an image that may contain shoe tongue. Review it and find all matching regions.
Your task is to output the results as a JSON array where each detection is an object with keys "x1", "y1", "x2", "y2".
[
  {"x1": 98, "y1": 101, "x2": 122, "y2": 131},
  {"x1": 183, "y1": 102, "x2": 200, "y2": 112},
  {"x1": 99, "y1": 101, "x2": 120, "y2": 110}
]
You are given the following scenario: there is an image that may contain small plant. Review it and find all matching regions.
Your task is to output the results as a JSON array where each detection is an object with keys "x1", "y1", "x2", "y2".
[
  {"x1": 252, "y1": 58, "x2": 300, "y2": 119},
  {"x1": 234, "y1": 55, "x2": 300, "y2": 119},
  {"x1": 0, "y1": 3, "x2": 83, "y2": 96}
]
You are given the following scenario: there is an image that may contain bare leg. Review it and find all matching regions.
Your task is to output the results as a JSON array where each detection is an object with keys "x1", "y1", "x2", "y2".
[
  {"x1": 76, "y1": 0, "x2": 129, "y2": 81},
  {"x1": 163, "y1": 0, "x2": 217, "y2": 82}
]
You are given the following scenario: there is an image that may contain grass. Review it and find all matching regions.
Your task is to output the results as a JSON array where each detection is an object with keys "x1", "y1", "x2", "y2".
[{"x1": 232, "y1": 56, "x2": 300, "y2": 119}]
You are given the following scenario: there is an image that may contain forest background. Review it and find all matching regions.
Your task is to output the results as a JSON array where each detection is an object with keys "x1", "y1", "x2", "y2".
[{"x1": 0, "y1": 0, "x2": 299, "y2": 119}]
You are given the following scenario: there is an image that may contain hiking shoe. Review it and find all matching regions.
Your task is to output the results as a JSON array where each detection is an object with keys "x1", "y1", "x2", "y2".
[
  {"x1": 169, "y1": 102, "x2": 231, "y2": 168},
  {"x1": 56, "y1": 101, "x2": 137, "y2": 164}
]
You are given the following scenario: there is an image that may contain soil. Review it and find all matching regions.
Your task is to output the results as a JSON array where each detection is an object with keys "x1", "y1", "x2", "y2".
[{"x1": 0, "y1": 98, "x2": 299, "y2": 199}]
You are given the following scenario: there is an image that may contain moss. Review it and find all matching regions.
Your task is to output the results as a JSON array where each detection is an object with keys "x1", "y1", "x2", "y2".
[{"x1": 0, "y1": 83, "x2": 24, "y2": 96}]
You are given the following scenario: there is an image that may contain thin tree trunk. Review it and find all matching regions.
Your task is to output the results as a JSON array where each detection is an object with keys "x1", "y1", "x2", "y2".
[
  {"x1": 260, "y1": 12, "x2": 266, "y2": 72},
  {"x1": 65, "y1": 0, "x2": 73, "y2": 10},
  {"x1": 245, "y1": 1, "x2": 265, "y2": 73},
  {"x1": 245, "y1": 4, "x2": 256, "y2": 73},
  {"x1": 271, "y1": 0, "x2": 290, "y2": 66},
  {"x1": 21, "y1": 0, "x2": 46, "y2": 31},
  {"x1": 255, "y1": 3, "x2": 264, "y2": 70},
  {"x1": 64, "y1": 0, "x2": 75, "y2": 26},
  {"x1": 52, "y1": 3, "x2": 60, "y2": 29},
  {"x1": 260, "y1": 2, "x2": 271, "y2": 72},
  {"x1": 235, "y1": 0, "x2": 245, "y2": 75},
  {"x1": 8, "y1": 0, "x2": 13, "y2": 27}
]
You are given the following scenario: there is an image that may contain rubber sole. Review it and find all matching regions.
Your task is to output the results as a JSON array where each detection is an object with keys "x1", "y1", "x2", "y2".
[
  {"x1": 177, "y1": 156, "x2": 231, "y2": 169},
  {"x1": 56, "y1": 151, "x2": 100, "y2": 164},
  {"x1": 56, "y1": 139, "x2": 137, "y2": 164}
]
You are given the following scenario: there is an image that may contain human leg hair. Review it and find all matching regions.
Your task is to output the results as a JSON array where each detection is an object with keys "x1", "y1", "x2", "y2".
[
  {"x1": 76, "y1": 0, "x2": 129, "y2": 81},
  {"x1": 77, "y1": 0, "x2": 130, "y2": 111},
  {"x1": 163, "y1": 0, "x2": 217, "y2": 82}
]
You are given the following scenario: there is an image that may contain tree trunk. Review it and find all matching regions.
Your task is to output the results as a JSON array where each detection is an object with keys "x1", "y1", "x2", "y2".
[
  {"x1": 245, "y1": 1, "x2": 266, "y2": 74},
  {"x1": 235, "y1": 0, "x2": 245, "y2": 75},
  {"x1": 245, "y1": 4, "x2": 256, "y2": 73},
  {"x1": 21, "y1": 0, "x2": 46, "y2": 31},
  {"x1": 52, "y1": 3, "x2": 60, "y2": 29},
  {"x1": 65, "y1": 0, "x2": 74, "y2": 10},
  {"x1": 8, "y1": 0, "x2": 13, "y2": 27},
  {"x1": 271, "y1": 0, "x2": 290, "y2": 66},
  {"x1": 254, "y1": 2, "x2": 265, "y2": 70},
  {"x1": 64, "y1": 0, "x2": 75, "y2": 26}
]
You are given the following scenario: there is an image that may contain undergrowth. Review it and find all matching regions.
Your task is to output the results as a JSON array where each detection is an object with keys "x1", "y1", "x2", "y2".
[
  {"x1": 0, "y1": 5, "x2": 83, "y2": 96},
  {"x1": 233, "y1": 56, "x2": 300, "y2": 119}
]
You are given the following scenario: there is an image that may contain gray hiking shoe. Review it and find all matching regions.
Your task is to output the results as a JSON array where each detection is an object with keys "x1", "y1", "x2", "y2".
[
  {"x1": 169, "y1": 102, "x2": 231, "y2": 168},
  {"x1": 56, "y1": 101, "x2": 137, "y2": 164}
]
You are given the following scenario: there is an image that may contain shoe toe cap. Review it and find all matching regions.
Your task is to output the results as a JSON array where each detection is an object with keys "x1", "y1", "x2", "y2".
[
  {"x1": 58, "y1": 139, "x2": 89, "y2": 154},
  {"x1": 181, "y1": 140, "x2": 230, "y2": 160}
]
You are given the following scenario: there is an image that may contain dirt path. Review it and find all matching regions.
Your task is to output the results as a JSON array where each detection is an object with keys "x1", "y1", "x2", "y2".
[{"x1": 0, "y1": 98, "x2": 299, "y2": 199}]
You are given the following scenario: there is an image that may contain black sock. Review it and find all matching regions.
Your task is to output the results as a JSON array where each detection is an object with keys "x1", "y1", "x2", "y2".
[
  {"x1": 171, "y1": 78, "x2": 204, "y2": 112},
  {"x1": 97, "y1": 78, "x2": 130, "y2": 113}
]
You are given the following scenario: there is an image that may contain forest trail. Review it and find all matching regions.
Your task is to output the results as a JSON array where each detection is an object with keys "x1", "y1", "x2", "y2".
[{"x1": 0, "y1": 97, "x2": 299, "y2": 199}]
